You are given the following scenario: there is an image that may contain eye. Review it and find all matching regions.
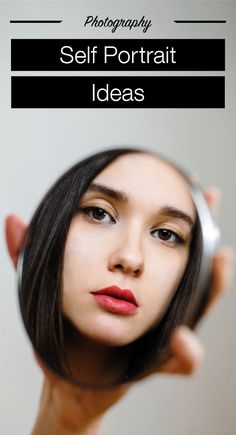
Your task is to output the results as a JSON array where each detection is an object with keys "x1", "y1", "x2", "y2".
[
  {"x1": 151, "y1": 228, "x2": 183, "y2": 244},
  {"x1": 81, "y1": 206, "x2": 115, "y2": 223}
]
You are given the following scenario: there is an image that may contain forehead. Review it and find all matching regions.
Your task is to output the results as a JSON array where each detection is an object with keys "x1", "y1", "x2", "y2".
[{"x1": 92, "y1": 152, "x2": 195, "y2": 217}]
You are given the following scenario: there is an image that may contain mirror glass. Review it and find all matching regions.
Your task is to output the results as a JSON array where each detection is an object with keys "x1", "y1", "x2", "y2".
[{"x1": 17, "y1": 148, "x2": 220, "y2": 387}]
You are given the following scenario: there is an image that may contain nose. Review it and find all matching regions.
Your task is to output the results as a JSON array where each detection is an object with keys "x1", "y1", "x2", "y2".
[{"x1": 108, "y1": 228, "x2": 144, "y2": 278}]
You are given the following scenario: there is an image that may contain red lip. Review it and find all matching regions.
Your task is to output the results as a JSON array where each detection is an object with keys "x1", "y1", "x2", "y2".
[{"x1": 91, "y1": 285, "x2": 138, "y2": 314}]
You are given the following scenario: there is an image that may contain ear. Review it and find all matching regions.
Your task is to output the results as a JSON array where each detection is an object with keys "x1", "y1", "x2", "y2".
[{"x1": 5, "y1": 215, "x2": 28, "y2": 269}]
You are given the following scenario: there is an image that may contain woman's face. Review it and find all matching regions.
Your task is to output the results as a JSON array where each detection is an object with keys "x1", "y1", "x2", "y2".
[{"x1": 62, "y1": 153, "x2": 196, "y2": 347}]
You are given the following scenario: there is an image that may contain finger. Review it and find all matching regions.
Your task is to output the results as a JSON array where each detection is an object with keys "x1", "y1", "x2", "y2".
[
  {"x1": 167, "y1": 326, "x2": 205, "y2": 376},
  {"x1": 151, "y1": 326, "x2": 205, "y2": 377},
  {"x1": 156, "y1": 356, "x2": 180, "y2": 375},
  {"x1": 5, "y1": 214, "x2": 28, "y2": 269},
  {"x1": 201, "y1": 246, "x2": 234, "y2": 318},
  {"x1": 204, "y1": 187, "x2": 221, "y2": 215},
  {"x1": 160, "y1": 247, "x2": 233, "y2": 375}
]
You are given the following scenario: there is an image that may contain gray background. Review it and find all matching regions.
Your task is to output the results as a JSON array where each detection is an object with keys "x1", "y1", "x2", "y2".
[{"x1": 0, "y1": 1, "x2": 235, "y2": 434}]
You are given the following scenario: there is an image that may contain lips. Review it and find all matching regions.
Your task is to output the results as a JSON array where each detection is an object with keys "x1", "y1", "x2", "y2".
[{"x1": 91, "y1": 285, "x2": 138, "y2": 314}]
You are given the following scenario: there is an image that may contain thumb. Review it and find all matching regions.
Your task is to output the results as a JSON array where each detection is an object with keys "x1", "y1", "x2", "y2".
[{"x1": 5, "y1": 214, "x2": 28, "y2": 269}]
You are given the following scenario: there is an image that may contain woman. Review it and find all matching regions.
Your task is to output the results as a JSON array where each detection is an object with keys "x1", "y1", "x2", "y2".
[{"x1": 5, "y1": 148, "x2": 232, "y2": 435}]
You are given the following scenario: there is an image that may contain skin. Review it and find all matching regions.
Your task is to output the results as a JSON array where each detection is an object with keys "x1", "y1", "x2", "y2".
[
  {"x1": 63, "y1": 153, "x2": 195, "y2": 348},
  {"x1": 5, "y1": 180, "x2": 233, "y2": 435},
  {"x1": 62, "y1": 153, "x2": 196, "y2": 382}
]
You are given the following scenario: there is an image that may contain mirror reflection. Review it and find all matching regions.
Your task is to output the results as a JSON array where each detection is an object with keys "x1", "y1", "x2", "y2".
[{"x1": 18, "y1": 148, "x2": 219, "y2": 387}]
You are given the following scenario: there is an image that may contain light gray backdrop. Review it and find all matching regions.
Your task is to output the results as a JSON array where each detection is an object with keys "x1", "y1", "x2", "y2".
[{"x1": 0, "y1": 1, "x2": 235, "y2": 434}]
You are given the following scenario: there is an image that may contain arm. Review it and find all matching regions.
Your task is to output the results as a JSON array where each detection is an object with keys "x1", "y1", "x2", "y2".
[{"x1": 5, "y1": 189, "x2": 233, "y2": 435}]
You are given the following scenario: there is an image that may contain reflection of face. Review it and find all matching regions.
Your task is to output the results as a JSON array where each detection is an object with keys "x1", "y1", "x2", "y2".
[{"x1": 62, "y1": 153, "x2": 196, "y2": 348}]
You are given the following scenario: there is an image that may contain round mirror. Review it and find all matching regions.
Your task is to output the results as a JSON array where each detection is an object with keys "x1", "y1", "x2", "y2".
[{"x1": 17, "y1": 148, "x2": 220, "y2": 387}]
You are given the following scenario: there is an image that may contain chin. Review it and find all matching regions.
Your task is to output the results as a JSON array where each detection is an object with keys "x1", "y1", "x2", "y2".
[
  {"x1": 65, "y1": 315, "x2": 142, "y2": 348},
  {"x1": 82, "y1": 324, "x2": 142, "y2": 348},
  {"x1": 85, "y1": 330, "x2": 135, "y2": 347}
]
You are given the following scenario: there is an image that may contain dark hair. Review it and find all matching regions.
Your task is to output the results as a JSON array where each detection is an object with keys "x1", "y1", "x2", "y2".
[{"x1": 19, "y1": 148, "x2": 203, "y2": 383}]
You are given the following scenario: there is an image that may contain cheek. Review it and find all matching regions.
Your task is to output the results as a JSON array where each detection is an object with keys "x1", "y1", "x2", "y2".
[
  {"x1": 146, "y1": 247, "x2": 189, "y2": 307},
  {"x1": 63, "y1": 235, "x2": 97, "y2": 292},
  {"x1": 62, "y1": 234, "x2": 98, "y2": 322},
  {"x1": 62, "y1": 223, "x2": 109, "y2": 303}
]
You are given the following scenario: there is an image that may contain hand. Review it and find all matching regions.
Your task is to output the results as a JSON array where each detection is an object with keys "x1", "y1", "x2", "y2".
[
  {"x1": 148, "y1": 187, "x2": 233, "y2": 377},
  {"x1": 5, "y1": 214, "x2": 132, "y2": 434},
  {"x1": 5, "y1": 192, "x2": 233, "y2": 382},
  {"x1": 4, "y1": 190, "x2": 233, "y2": 434}
]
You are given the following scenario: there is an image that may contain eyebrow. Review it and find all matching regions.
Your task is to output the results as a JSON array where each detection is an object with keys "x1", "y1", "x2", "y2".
[
  {"x1": 86, "y1": 183, "x2": 194, "y2": 228},
  {"x1": 159, "y1": 206, "x2": 194, "y2": 228},
  {"x1": 87, "y1": 182, "x2": 128, "y2": 202}
]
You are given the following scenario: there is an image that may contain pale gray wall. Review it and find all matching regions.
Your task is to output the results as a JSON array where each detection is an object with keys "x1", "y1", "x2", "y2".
[{"x1": 0, "y1": 1, "x2": 235, "y2": 434}]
